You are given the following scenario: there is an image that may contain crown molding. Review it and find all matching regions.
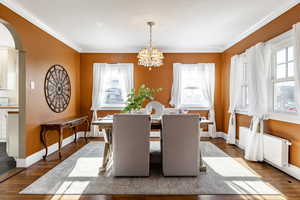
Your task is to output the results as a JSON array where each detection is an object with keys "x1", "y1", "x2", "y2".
[
  {"x1": 81, "y1": 47, "x2": 224, "y2": 53},
  {"x1": 224, "y1": 0, "x2": 300, "y2": 51},
  {"x1": 0, "y1": 0, "x2": 82, "y2": 52}
]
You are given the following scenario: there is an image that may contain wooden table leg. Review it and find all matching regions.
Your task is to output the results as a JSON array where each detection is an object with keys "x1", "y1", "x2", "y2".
[
  {"x1": 99, "y1": 143, "x2": 109, "y2": 172},
  {"x1": 58, "y1": 128, "x2": 64, "y2": 159},
  {"x1": 73, "y1": 127, "x2": 77, "y2": 144},
  {"x1": 40, "y1": 127, "x2": 48, "y2": 160},
  {"x1": 99, "y1": 128, "x2": 112, "y2": 173}
]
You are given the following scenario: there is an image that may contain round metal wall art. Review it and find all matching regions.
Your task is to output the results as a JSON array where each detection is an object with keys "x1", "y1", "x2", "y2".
[{"x1": 44, "y1": 64, "x2": 71, "y2": 113}]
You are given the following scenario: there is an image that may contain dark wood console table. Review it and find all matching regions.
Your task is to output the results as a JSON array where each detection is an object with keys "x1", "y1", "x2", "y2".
[{"x1": 40, "y1": 116, "x2": 89, "y2": 160}]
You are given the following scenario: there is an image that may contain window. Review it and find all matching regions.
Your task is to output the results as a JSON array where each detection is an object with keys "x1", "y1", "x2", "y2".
[
  {"x1": 272, "y1": 43, "x2": 296, "y2": 114},
  {"x1": 91, "y1": 63, "x2": 133, "y2": 110},
  {"x1": 101, "y1": 74, "x2": 126, "y2": 106},
  {"x1": 237, "y1": 61, "x2": 249, "y2": 111},
  {"x1": 170, "y1": 63, "x2": 215, "y2": 109},
  {"x1": 180, "y1": 68, "x2": 209, "y2": 107},
  {"x1": 231, "y1": 30, "x2": 300, "y2": 123}
]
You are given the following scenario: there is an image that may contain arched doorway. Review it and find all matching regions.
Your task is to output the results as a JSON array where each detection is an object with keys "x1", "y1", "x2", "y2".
[{"x1": 0, "y1": 19, "x2": 26, "y2": 173}]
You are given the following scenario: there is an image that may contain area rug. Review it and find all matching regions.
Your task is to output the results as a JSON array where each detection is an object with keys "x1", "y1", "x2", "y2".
[{"x1": 20, "y1": 141, "x2": 280, "y2": 195}]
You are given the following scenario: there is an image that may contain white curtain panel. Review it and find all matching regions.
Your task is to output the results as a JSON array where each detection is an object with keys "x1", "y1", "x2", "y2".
[
  {"x1": 90, "y1": 63, "x2": 106, "y2": 137},
  {"x1": 170, "y1": 63, "x2": 182, "y2": 107},
  {"x1": 244, "y1": 43, "x2": 269, "y2": 161},
  {"x1": 293, "y1": 22, "x2": 300, "y2": 112},
  {"x1": 91, "y1": 63, "x2": 106, "y2": 111},
  {"x1": 227, "y1": 113, "x2": 236, "y2": 144},
  {"x1": 115, "y1": 63, "x2": 134, "y2": 100},
  {"x1": 200, "y1": 63, "x2": 217, "y2": 138},
  {"x1": 245, "y1": 116, "x2": 264, "y2": 161},
  {"x1": 90, "y1": 63, "x2": 133, "y2": 137},
  {"x1": 227, "y1": 55, "x2": 244, "y2": 144}
]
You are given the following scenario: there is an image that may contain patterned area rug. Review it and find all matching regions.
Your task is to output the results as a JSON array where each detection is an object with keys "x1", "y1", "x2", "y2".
[{"x1": 20, "y1": 141, "x2": 280, "y2": 195}]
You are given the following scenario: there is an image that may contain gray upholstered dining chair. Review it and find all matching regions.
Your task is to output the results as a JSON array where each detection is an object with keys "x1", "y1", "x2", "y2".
[
  {"x1": 161, "y1": 114, "x2": 200, "y2": 176},
  {"x1": 112, "y1": 114, "x2": 151, "y2": 176}
]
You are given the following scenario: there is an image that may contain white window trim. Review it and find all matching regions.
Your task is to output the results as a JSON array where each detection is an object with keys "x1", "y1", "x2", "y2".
[
  {"x1": 237, "y1": 61, "x2": 249, "y2": 111},
  {"x1": 267, "y1": 31, "x2": 300, "y2": 123},
  {"x1": 235, "y1": 109, "x2": 249, "y2": 115}
]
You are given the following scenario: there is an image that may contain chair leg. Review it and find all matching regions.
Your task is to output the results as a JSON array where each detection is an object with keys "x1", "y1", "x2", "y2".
[{"x1": 199, "y1": 151, "x2": 207, "y2": 172}]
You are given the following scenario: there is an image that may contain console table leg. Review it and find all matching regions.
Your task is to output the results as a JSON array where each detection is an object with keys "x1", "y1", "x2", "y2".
[
  {"x1": 58, "y1": 128, "x2": 63, "y2": 159},
  {"x1": 40, "y1": 127, "x2": 48, "y2": 160},
  {"x1": 85, "y1": 119, "x2": 89, "y2": 143},
  {"x1": 73, "y1": 127, "x2": 77, "y2": 144}
]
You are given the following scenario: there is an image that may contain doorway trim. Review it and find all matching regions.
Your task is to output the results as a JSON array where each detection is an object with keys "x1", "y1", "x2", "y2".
[{"x1": 0, "y1": 18, "x2": 26, "y2": 161}]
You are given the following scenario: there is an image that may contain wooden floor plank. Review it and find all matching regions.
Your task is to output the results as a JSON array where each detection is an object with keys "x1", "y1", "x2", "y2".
[{"x1": 0, "y1": 137, "x2": 299, "y2": 200}]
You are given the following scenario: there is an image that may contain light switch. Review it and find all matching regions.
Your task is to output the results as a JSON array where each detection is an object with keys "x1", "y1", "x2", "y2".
[{"x1": 30, "y1": 81, "x2": 35, "y2": 90}]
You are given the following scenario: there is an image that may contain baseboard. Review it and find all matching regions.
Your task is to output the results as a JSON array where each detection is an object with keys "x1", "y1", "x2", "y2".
[
  {"x1": 86, "y1": 130, "x2": 103, "y2": 137},
  {"x1": 217, "y1": 132, "x2": 227, "y2": 140},
  {"x1": 16, "y1": 132, "x2": 84, "y2": 168},
  {"x1": 275, "y1": 163, "x2": 300, "y2": 180},
  {"x1": 223, "y1": 133, "x2": 300, "y2": 180}
]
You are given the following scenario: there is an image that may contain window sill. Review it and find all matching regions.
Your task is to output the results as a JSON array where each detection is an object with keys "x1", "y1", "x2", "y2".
[
  {"x1": 235, "y1": 110, "x2": 300, "y2": 125},
  {"x1": 268, "y1": 112, "x2": 300, "y2": 125},
  {"x1": 98, "y1": 107, "x2": 124, "y2": 111},
  {"x1": 185, "y1": 107, "x2": 209, "y2": 111},
  {"x1": 235, "y1": 109, "x2": 250, "y2": 116}
]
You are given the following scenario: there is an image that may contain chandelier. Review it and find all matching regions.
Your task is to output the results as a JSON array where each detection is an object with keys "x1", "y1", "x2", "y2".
[{"x1": 137, "y1": 21, "x2": 164, "y2": 70}]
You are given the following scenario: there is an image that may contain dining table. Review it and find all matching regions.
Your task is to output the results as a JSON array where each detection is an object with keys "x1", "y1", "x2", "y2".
[{"x1": 92, "y1": 115, "x2": 213, "y2": 173}]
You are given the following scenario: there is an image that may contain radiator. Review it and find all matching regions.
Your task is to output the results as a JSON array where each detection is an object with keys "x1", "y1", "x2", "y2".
[{"x1": 239, "y1": 127, "x2": 291, "y2": 167}]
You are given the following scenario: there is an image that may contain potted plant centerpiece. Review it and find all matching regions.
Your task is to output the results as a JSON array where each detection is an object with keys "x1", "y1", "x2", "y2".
[{"x1": 123, "y1": 84, "x2": 162, "y2": 113}]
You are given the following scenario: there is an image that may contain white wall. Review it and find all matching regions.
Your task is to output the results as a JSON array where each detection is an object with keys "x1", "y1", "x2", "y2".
[
  {"x1": 0, "y1": 23, "x2": 18, "y2": 105},
  {"x1": 0, "y1": 23, "x2": 15, "y2": 48}
]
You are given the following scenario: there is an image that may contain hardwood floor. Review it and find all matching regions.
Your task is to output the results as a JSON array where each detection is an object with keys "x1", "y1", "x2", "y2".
[{"x1": 0, "y1": 137, "x2": 300, "y2": 200}]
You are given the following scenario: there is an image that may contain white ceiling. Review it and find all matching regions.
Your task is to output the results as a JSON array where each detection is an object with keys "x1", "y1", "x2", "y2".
[{"x1": 1, "y1": 0, "x2": 299, "y2": 52}]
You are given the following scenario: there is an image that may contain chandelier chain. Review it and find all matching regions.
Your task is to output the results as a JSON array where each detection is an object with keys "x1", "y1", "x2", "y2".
[{"x1": 149, "y1": 22, "x2": 152, "y2": 49}]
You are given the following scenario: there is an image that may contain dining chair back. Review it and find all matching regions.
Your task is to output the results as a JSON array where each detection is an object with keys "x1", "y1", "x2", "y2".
[
  {"x1": 112, "y1": 114, "x2": 151, "y2": 176},
  {"x1": 162, "y1": 114, "x2": 200, "y2": 176}
]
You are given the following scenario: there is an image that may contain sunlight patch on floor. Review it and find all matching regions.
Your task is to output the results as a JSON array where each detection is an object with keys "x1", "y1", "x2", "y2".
[
  {"x1": 68, "y1": 157, "x2": 102, "y2": 177},
  {"x1": 54, "y1": 181, "x2": 90, "y2": 195},
  {"x1": 225, "y1": 180, "x2": 279, "y2": 195},
  {"x1": 204, "y1": 157, "x2": 260, "y2": 177},
  {"x1": 50, "y1": 194, "x2": 82, "y2": 200}
]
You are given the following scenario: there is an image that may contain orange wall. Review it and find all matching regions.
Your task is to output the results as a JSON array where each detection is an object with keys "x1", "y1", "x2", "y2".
[
  {"x1": 0, "y1": 4, "x2": 81, "y2": 156},
  {"x1": 221, "y1": 4, "x2": 300, "y2": 167},
  {"x1": 80, "y1": 53, "x2": 223, "y2": 131}
]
